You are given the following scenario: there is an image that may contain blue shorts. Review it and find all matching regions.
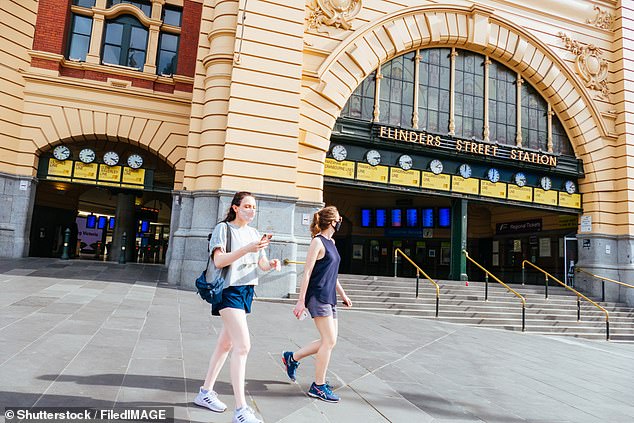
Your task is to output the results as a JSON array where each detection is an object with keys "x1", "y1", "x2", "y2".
[
  {"x1": 306, "y1": 295, "x2": 337, "y2": 319},
  {"x1": 212, "y1": 285, "x2": 255, "y2": 316}
]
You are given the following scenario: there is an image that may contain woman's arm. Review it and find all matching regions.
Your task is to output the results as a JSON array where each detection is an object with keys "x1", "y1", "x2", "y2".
[
  {"x1": 293, "y1": 237, "x2": 323, "y2": 317},
  {"x1": 336, "y1": 280, "x2": 352, "y2": 307},
  {"x1": 213, "y1": 227, "x2": 269, "y2": 268}
]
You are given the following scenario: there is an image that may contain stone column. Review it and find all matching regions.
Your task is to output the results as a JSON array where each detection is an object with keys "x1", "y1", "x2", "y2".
[
  {"x1": 0, "y1": 172, "x2": 37, "y2": 257},
  {"x1": 110, "y1": 192, "x2": 136, "y2": 262}
]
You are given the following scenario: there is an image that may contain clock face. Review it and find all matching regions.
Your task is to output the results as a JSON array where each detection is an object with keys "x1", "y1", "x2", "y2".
[
  {"x1": 78, "y1": 148, "x2": 96, "y2": 164},
  {"x1": 540, "y1": 176, "x2": 552, "y2": 191},
  {"x1": 429, "y1": 159, "x2": 443, "y2": 175},
  {"x1": 366, "y1": 150, "x2": 381, "y2": 166},
  {"x1": 514, "y1": 172, "x2": 527, "y2": 187},
  {"x1": 331, "y1": 144, "x2": 347, "y2": 161},
  {"x1": 487, "y1": 168, "x2": 500, "y2": 183},
  {"x1": 458, "y1": 163, "x2": 472, "y2": 179},
  {"x1": 53, "y1": 145, "x2": 71, "y2": 161},
  {"x1": 398, "y1": 155, "x2": 413, "y2": 170},
  {"x1": 127, "y1": 154, "x2": 143, "y2": 169},
  {"x1": 103, "y1": 151, "x2": 120, "y2": 166},
  {"x1": 564, "y1": 180, "x2": 576, "y2": 194}
]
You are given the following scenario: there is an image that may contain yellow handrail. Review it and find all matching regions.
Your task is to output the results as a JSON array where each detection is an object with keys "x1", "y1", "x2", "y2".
[
  {"x1": 394, "y1": 248, "x2": 440, "y2": 317},
  {"x1": 463, "y1": 250, "x2": 526, "y2": 331},
  {"x1": 576, "y1": 267, "x2": 634, "y2": 289},
  {"x1": 522, "y1": 260, "x2": 610, "y2": 340},
  {"x1": 283, "y1": 259, "x2": 306, "y2": 265}
]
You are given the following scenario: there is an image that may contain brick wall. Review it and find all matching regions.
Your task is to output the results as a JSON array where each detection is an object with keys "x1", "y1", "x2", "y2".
[
  {"x1": 178, "y1": 0, "x2": 202, "y2": 77},
  {"x1": 33, "y1": 0, "x2": 71, "y2": 54}
]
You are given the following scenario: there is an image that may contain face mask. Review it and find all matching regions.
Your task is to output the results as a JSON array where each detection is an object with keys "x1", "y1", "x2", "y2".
[
  {"x1": 238, "y1": 208, "x2": 255, "y2": 222},
  {"x1": 333, "y1": 220, "x2": 342, "y2": 232}
]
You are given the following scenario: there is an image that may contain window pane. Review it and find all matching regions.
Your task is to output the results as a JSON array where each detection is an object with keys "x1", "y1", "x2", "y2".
[
  {"x1": 73, "y1": 15, "x2": 93, "y2": 35},
  {"x1": 105, "y1": 22, "x2": 123, "y2": 44},
  {"x1": 68, "y1": 34, "x2": 90, "y2": 61},
  {"x1": 454, "y1": 50, "x2": 485, "y2": 138},
  {"x1": 127, "y1": 48, "x2": 145, "y2": 69},
  {"x1": 74, "y1": 0, "x2": 95, "y2": 7},
  {"x1": 160, "y1": 32, "x2": 179, "y2": 53},
  {"x1": 162, "y1": 7, "x2": 182, "y2": 26},
  {"x1": 103, "y1": 44, "x2": 121, "y2": 64},
  {"x1": 130, "y1": 26, "x2": 148, "y2": 49}
]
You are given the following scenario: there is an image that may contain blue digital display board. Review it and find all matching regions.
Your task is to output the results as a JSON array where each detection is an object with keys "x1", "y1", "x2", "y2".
[
  {"x1": 86, "y1": 215, "x2": 96, "y2": 229},
  {"x1": 140, "y1": 220, "x2": 150, "y2": 232},
  {"x1": 97, "y1": 216, "x2": 107, "y2": 229},
  {"x1": 439, "y1": 207, "x2": 451, "y2": 227},
  {"x1": 361, "y1": 208, "x2": 372, "y2": 227},
  {"x1": 422, "y1": 208, "x2": 434, "y2": 228},
  {"x1": 376, "y1": 209, "x2": 387, "y2": 227},
  {"x1": 391, "y1": 209, "x2": 402, "y2": 227},
  {"x1": 406, "y1": 208, "x2": 418, "y2": 227},
  {"x1": 109, "y1": 217, "x2": 115, "y2": 230}
]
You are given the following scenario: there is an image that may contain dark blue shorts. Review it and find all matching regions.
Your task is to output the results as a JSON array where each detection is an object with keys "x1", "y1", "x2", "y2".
[{"x1": 212, "y1": 285, "x2": 255, "y2": 316}]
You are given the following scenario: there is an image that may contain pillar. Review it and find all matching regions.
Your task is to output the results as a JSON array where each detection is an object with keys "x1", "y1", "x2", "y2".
[
  {"x1": 449, "y1": 198, "x2": 468, "y2": 281},
  {"x1": 110, "y1": 192, "x2": 136, "y2": 262}
]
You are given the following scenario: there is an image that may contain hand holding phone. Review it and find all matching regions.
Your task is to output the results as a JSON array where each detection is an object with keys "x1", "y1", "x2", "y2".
[{"x1": 261, "y1": 233, "x2": 272, "y2": 241}]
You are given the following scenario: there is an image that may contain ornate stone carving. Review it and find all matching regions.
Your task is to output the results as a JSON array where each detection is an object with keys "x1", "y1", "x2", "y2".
[
  {"x1": 586, "y1": 5, "x2": 614, "y2": 30},
  {"x1": 558, "y1": 32, "x2": 609, "y2": 100},
  {"x1": 307, "y1": 0, "x2": 362, "y2": 32}
]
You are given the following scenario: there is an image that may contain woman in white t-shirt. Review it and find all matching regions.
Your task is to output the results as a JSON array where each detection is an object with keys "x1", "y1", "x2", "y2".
[{"x1": 194, "y1": 191, "x2": 279, "y2": 423}]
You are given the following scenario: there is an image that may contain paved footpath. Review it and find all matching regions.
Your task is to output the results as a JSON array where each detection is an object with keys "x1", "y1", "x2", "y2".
[{"x1": 1, "y1": 269, "x2": 633, "y2": 423}]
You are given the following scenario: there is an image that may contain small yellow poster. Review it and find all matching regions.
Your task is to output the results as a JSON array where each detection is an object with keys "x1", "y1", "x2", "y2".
[
  {"x1": 389, "y1": 168, "x2": 420, "y2": 187},
  {"x1": 480, "y1": 181, "x2": 507, "y2": 199},
  {"x1": 122, "y1": 167, "x2": 145, "y2": 185},
  {"x1": 48, "y1": 159, "x2": 72, "y2": 178},
  {"x1": 507, "y1": 185, "x2": 533, "y2": 202},
  {"x1": 534, "y1": 188, "x2": 558, "y2": 205},
  {"x1": 73, "y1": 162, "x2": 98, "y2": 180},
  {"x1": 452, "y1": 176, "x2": 479, "y2": 194},
  {"x1": 324, "y1": 159, "x2": 355, "y2": 179},
  {"x1": 357, "y1": 163, "x2": 388, "y2": 183},
  {"x1": 559, "y1": 192, "x2": 581, "y2": 209},
  {"x1": 421, "y1": 172, "x2": 451, "y2": 191},
  {"x1": 98, "y1": 165, "x2": 122, "y2": 184}
]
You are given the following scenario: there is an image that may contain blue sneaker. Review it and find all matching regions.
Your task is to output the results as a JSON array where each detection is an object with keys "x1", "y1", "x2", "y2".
[
  {"x1": 308, "y1": 382, "x2": 340, "y2": 403},
  {"x1": 282, "y1": 351, "x2": 300, "y2": 381}
]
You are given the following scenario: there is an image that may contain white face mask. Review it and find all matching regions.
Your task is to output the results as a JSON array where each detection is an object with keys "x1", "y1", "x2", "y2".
[{"x1": 238, "y1": 208, "x2": 255, "y2": 222}]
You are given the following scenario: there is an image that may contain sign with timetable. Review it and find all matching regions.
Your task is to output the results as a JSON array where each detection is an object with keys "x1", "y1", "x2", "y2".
[
  {"x1": 558, "y1": 192, "x2": 581, "y2": 209},
  {"x1": 325, "y1": 158, "x2": 355, "y2": 179},
  {"x1": 480, "y1": 181, "x2": 507, "y2": 199},
  {"x1": 421, "y1": 172, "x2": 450, "y2": 191},
  {"x1": 389, "y1": 168, "x2": 420, "y2": 187},
  {"x1": 534, "y1": 188, "x2": 558, "y2": 205},
  {"x1": 357, "y1": 163, "x2": 388, "y2": 183},
  {"x1": 507, "y1": 185, "x2": 533, "y2": 202},
  {"x1": 452, "y1": 176, "x2": 479, "y2": 194},
  {"x1": 48, "y1": 159, "x2": 73, "y2": 177}
]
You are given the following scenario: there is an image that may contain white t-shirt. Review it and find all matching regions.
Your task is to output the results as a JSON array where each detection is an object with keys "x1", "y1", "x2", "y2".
[{"x1": 208, "y1": 222, "x2": 265, "y2": 287}]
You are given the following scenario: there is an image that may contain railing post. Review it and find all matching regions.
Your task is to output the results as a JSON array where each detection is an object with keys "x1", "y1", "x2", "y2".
[
  {"x1": 522, "y1": 266, "x2": 525, "y2": 285},
  {"x1": 545, "y1": 275, "x2": 549, "y2": 299},
  {"x1": 601, "y1": 280, "x2": 605, "y2": 302},
  {"x1": 393, "y1": 250, "x2": 398, "y2": 278},
  {"x1": 435, "y1": 294, "x2": 439, "y2": 318},
  {"x1": 577, "y1": 297, "x2": 581, "y2": 321},
  {"x1": 522, "y1": 304, "x2": 525, "y2": 332},
  {"x1": 119, "y1": 231, "x2": 127, "y2": 265},
  {"x1": 61, "y1": 228, "x2": 71, "y2": 260},
  {"x1": 606, "y1": 320, "x2": 610, "y2": 341},
  {"x1": 415, "y1": 269, "x2": 420, "y2": 298},
  {"x1": 484, "y1": 273, "x2": 489, "y2": 301}
]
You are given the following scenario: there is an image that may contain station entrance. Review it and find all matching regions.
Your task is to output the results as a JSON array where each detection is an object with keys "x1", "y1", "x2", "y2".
[{"x1": 29, "y1": 139, "x2": 174, "y2": 263}]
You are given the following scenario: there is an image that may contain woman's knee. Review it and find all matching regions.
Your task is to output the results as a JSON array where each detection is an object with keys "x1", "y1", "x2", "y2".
[
  {"x1": 232, "y1": 341, "x2": 251, "y2": 356},
  {"x1": 217, "y1": 338, "x2": 232, "y2": 353},
  {"x1": 320, "y1": 337, "x2": 336, "y2": 350}
]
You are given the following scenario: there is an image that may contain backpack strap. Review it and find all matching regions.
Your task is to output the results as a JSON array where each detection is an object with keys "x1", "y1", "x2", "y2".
[{"x1": 220, "y1": 222, "x2": 232, "y2": 279}]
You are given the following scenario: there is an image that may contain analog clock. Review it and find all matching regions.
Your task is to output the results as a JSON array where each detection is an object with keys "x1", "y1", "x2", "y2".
[
  {"x1": 540, "y1": 176, "x2": 552, "y2": 191},
  {"x1": 429, "y1": 159, "x2": 443, "y2": 175},
  {"x1": 331, "y1": 144, "x2": 347, "y2": 162},
  {"x1": 366, "y1": 150, "x2": 381, "y2": 166},
  {"x1": 52, "y1": 145, "x2": 71, "y2": 161},
  {"x1": 103, "y1": 151, "x2": 120, "y2": 166},
  {"x1": 78, "y1": 148, "x2": 96, "y2": 164},
  {"x1": 564, "y1": 180, "x2": 576, "y2": 194},
  {"x1": 458, "y1": 163, "x2": 472, "y2": 179},
  {"x1": 487, "y1": 168, "x2": 500, "y2": 183},
  {"x1": 127, "y1": 154, "x2": 143, "y2": 169},
  {"x1": 514, "y1": 172, "x2": 527, "y2": 187},
  {"x1": 398, "y1": 154, "x2": 413, "y2": 170}
]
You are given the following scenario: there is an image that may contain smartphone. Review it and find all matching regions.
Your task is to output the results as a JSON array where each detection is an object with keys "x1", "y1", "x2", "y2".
[{"x1": 261, "y1": 234, "x2": 272, "y2": 241}]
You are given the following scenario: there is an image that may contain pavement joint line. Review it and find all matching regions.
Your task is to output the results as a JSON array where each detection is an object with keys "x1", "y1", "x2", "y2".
[
  {"x1": 30, "y1": 279, "x2": 132, "y2": 408},
  {"x1": 176, "y1": 290, "x2": 192, "y2": 423}
]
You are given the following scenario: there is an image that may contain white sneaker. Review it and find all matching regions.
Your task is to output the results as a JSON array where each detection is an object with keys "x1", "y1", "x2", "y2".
[
  {"x1": 194, "y1": 387, "x2": 227, "y2": 412},
  {"x1": 232, "y1": 406, "x2": 262, "y2": 423}
]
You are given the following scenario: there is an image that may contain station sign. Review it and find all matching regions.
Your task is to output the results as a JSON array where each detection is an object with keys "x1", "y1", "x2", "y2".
[{"x1": 43, "y1": 158, "x2": 147, "y2": 189}]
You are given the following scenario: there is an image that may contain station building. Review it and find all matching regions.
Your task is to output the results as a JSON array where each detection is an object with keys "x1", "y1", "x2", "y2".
[{"x1": 1, "y1": 0, "x2": 632, "y2": 305}]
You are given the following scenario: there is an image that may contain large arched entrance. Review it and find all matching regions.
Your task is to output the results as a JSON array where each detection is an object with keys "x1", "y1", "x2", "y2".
[{"x1": 30, "y1": 137, "x2": 175, "y2": 263}]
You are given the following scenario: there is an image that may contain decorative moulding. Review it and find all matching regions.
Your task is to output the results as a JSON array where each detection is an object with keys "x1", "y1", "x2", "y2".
[
  {"x1": 586, "y1": 5, "x2": 614, "y2": 30},
  {"x1": 307, "y1": 0, "x2": 362, "y2": 34},
  {"x1": 558, "y1": 32, "x2": 609, "y2": 100}
]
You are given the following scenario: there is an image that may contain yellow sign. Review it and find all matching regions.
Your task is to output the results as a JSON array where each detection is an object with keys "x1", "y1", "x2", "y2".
[
  {"x1": 559, "y1": 192, "x2": 581, "y2": 209},
  {"x1": 357, "y1": 163, "x2": 388, "y2": 183},
  {"x1": 122, "y1": 167, "x2": 145, "y2": 185},
  {"x1": 48, "y1": 159, "x2": 72, "y2": 177},
  {"x1": 534, "y1": 188, "x2": 558, "y2": 205},
  {"x1": 389, "y1": 168, "x2": 420, "y2": 187},
  {"x1": 452, "y1": 176, "x2": 479, "y2": 194},
  {"x1": 421, "y1": 172, "x2": 451, "y2": 191},
  {"x1": 480, "y1": 181, "x2": 507, "y2": 199},
  {"x1": 324, "y1": 159, "x2": 355, "y2": 179},
  {"x1": 507, "y1": 185, "x2": 533, "y2": 202},
  {"x1": 73, "y1": 162, "x2": 98, "y2": 180},
  {"x1": 98, "y1": 165, "x2": 122, "y2": 183}
]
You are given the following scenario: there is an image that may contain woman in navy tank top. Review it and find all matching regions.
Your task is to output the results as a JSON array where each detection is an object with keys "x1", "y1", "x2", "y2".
[{"x1": 281, "y1": 206, "x2": 352, "y2": 403}]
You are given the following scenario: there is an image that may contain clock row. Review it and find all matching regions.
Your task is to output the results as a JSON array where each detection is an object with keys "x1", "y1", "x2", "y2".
[
  {"x1": 52, "y1": 146, "x2": 143, "y2": 169},
  {"x1": 329, "y1": 144, "x2": 576, "y2": 194}
]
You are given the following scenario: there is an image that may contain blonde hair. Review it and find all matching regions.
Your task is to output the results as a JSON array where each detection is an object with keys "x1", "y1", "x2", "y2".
[{"x1": 310, "y1": 206, "x2": 339, "y2": 237}]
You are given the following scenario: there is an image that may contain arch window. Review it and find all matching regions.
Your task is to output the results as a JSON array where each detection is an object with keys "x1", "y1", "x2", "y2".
[
  {"x1": 379, "y1": 52, "x2": 415, "y2": 127},
  {"x1": 552, "y1": 116, "x2": 573, "y2": 156},
  {"x1": 521, "y1": 83, "x2": 548, "y2": 151},
  {"x1": 102, "y1": 15, "x2": 148, "y2": 70},
  {"x1": 488, "y1": 61, "x2": 517, "y2": 146},
  {"x1": 341, "y1": 72, "x2": 375, "y2": 121},
  {"x1": 418, "y1": 48, "x2": 450, "y2": 133},
  {"x1": 107, "y1": 0, "x2": 152, "y2": 16},
  {"x1": 455, "y1": 51, "x2": 485, "y2": 139}
]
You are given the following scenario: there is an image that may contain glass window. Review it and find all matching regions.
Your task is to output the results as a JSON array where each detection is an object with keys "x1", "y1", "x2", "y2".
[
  {"x1": 102, "y1": 15, "x2": 148, "y2": 70},
  {"x1": 418, "y1": 48, "x2": 450, "y2": 133},
  {"x1": 552, "y1": 115, "x2": 574, "y2": 156},
  {"x1": 379, "y1": 52, "x2": 415, "y2": 127},
  {"x1": 107, "y1": 0, "x2": 152, "y2": 16},
  {"x1": 489, "y1": 61, "x2": 517, "y2": 145},
  {"x1": 73, "y1": 0, "x2": 95, "y2": 7},
  {"x1": 67, "y1": 14, "x2": 93, "y2": 61},
  {"x1": 162, "y1": 6, "x2": 182, "y2": 27},
  {"x1": 341, "y1": 71, "x2": 376, "y2": 121},
  {"x1": 454, "y1": 50, "x2": 485, "y2": 139},
  {"x1": 521, "y1": 82, "x2": 548, "y2": 151},
  {"x1": 157, "y1": 33, "x2": 179, "y2": 75}
]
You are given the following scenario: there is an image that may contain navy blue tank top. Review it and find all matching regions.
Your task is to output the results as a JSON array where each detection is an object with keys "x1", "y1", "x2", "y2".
[{"x1": 305, "y1": 235, "x2": 341, "y2": 306}]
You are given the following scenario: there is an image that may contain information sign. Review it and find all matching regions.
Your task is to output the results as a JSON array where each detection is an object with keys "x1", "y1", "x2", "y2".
[
  {"x1": 357, "y1": 163, "x2": 388, "y2": 183},
  {"x1": 558, "y1": 192, "x2": 581, "y2": 209},
  {"x1": 73, "y1": 162, "x2": 98, "y2": 180},
  {"x1": 389, "y1": 168, "x2": 420, "y2": 187},
  {"x1": 452, "y1": 176, "x2": 479, "y2": 194},
  {"x1": 480, "y1": 181, "x2": 507, "y2": 198},
  {"x1": 122, "y1": 167, "x2": 145, "y2": 186},
  {"x1": 534, "y1": 188, "x2": 558, "y2": 205},
  {"x1": 98, "y1": 165, "x2": 122, "y2": 184},
  {"x1": 324, "y1": 158, "x2": 355, "y2": 179},
  {"x1": 507, "y1": 185, "x2": 533, "y2": 202},
  {"x1": 421, "y1": 172, "x2": 450, "y2": 191},
  {"x1": 48, "y1": 159, "x2": 72, "y2": 177}
]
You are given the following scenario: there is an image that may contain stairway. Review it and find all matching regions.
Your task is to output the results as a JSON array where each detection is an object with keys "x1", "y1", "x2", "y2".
[{"x1": 261, "y1": 274, "x2": 634, "y2": 342}]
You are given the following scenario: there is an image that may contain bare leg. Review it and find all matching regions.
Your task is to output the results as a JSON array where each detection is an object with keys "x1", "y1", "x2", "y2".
[
  {"x1": 293, "y1": 340, "x2": 320, "y2": 361},
  {"x1": 219, "y1": 308, "x2": 251, "y2": 409},
  {"x1": 203, "y1": 325, "x2": 232, "y2": 391},
  {"x1": 313, "y1": 316, "x2": 337, "y2": 385}
]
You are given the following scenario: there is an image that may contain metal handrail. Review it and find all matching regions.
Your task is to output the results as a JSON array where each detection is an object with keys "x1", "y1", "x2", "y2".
[
  {"x1": 576, "y1": 267, "x2": 634, "y2": 302},
  {"x1": 283, "y1": 259, "x2": 305, "y2": 265},
  {"x1": 394, "y1": 248, "x2": 440, "y2": 317},
  {"x1": 463, "y1": 250, "x2": 526, "y2": 332},
  {"x1": 522, "y1": 260, "x2": 609, "y2": 340}
]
